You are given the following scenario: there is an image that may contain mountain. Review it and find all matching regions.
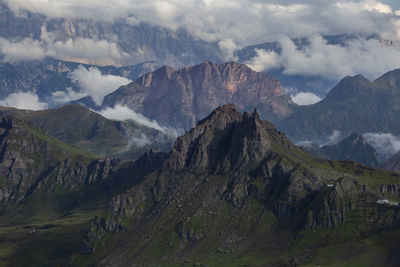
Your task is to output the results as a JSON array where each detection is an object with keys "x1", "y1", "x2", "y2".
[
  {"x1": 302, "y1": 133, "x2": 380, "y2": 167},
  {"x1": 103, "y1": 61, "x2": 294, "y2": 129},
  {"x1": 0, "y1": 58, "x2": 159, "y2": 102},
  {"x1": 0, "y1": 104, "x2": 175, "y2": 159},
  {"x1": 278, "y1": 70, "x2": 400, "y2": 142},
  {"x1": 381, "y1": 151, "x2": 400, "y2": 171},
  {"x1": 71, "y1": 104, "x2": 400, "y2": 266}
]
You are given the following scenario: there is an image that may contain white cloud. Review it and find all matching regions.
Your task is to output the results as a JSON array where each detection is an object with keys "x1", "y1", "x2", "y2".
[
  {"x1": 246, "y1": 49, "x2": 280, "y2": 72},
  {"x1": 69, "y1": 66, "x2": 131, "y2": 106},
  {"x1": 363, "y1": 133, "x2": 400, "y2": 156},
  {"x1": 247, "y1": 35, "x2": 400, "y2": 80},
  {"x1": 97, "y1": 105, "x2": 180, "y2": 137},
  {"x1": 218, "y1": 39, "x2": 240, "y2": 61},
  {"x1": 291, "y1": 92, "x2": 322, "y2": 105},
  {"x1": 0, "y1": 92, "x2": 48, "y2": 110},
  {"x1": 51, "y1": 87, "x2": 87, "y2": 104},
  {"x1": 328, "y1": 129, "x2": 342, "y2": 144}
]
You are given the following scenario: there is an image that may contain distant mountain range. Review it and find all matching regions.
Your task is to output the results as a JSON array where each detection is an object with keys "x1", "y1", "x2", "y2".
[
  {"x1": 102, "y1": 61, "x2": 294, "y2": 129},
  {"x1": 278, "y1": 69, "x2": 400, "y2": 143}
]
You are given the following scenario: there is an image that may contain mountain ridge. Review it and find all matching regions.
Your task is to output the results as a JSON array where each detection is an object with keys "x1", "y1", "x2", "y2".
[{"x1": 103, "y1": 61, "x2": 294, "y2": 129}]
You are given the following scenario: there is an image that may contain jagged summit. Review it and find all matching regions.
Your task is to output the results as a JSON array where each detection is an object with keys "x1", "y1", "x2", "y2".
[
  {"x1": 102, "y1": 61, "x2": 293, "y2": 129},
  {"x1": 166, "y1": 104, "x2": 293, "y2": 172}
]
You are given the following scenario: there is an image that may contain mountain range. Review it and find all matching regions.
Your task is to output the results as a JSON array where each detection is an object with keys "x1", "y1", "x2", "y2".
[{"x1": 278, "y1": 69, "x2": 400, "y2": 143}]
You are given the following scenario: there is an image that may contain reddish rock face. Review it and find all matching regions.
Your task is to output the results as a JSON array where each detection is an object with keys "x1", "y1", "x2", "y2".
[{"x1": 102, "y1": 61, "x2": 293, "y2": 129}]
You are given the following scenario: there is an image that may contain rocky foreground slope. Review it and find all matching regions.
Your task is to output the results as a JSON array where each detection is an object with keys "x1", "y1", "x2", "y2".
[
  {"x1": 76, "y1": 104, "x2": 400, "y2": 266},
  {"x1": 102, "y1": 61, "x2": 294, "y2": 129}
]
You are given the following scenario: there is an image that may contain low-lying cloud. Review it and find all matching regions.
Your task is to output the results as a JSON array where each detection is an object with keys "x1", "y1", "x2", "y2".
[
  {"x1": 247, "y1": 35, "x2": 400, "y2": 80},
  {"x1": 328, "y1": 129, "x2": 342, "y2": 144},
  {"x1": 363, "y1": 132, "x2": 400, "y2": 156},
  {"x1": 98, "y1": 105, "x2": 180, "y2": 137},
  {"x1": 291, "y1": 92, "x2": 322, "y2": 105},
  {"x1": 68, "y1": 66, "x2": 131, "y2": 106},
  {"x1": 0, "y1": 92, "x2": 48, "y2": 110}
]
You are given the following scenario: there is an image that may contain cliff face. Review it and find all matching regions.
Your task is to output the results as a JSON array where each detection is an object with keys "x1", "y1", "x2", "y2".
[
  {"x1": 0, "y1": 115, "x2": 123, "y2": 210},
  {"x1": 103, "y1": 62, "x2": 294, "y2": 129},
  {"x1": 82, "y1": 105, "x2": 400, "y2": 266}
]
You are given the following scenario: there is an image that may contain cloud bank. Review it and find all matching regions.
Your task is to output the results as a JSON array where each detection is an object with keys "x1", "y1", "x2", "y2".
[
  {"x1": 4, "y1": 0, "x2": 400, "y2": 46},
  {"x1": 0, "y1": 92, "x2": 48, "y2": 110}
]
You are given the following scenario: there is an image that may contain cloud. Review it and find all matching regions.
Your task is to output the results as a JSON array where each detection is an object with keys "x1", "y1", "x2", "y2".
[
  {"x1": 328, "y1": 129, "x2": 342, "y2": 144},
  {"x1": 0, "y1": 92, "x2": 48, "y2": 110},
  {"x1": 4, "y1": 0, "x2": 400, "y2": 46},
  {"x1": 218, "y1": 39, "x2": 240, "y2": 61},
  {"x1": 363, "y1": 133, "x2": 400, "y2": 156},
  {"x1": 69, "y1": 66, "x2": 131, "y2": 106},
  {"x1": 0, "y1": 38, "x2": 45, "y2": 61},
  {"x1": 0, "y1": 25, "x2": 124, "y2": 63},
  {"x1": 291, "y1": 92, "x2": 322, "y2": 105},
  {"x1": 247, "y1": 35, "x2": 400, "y2": 80},
  {"x1": 97, "y1": 105, "x2": 180, "y2": 137},
  {"x1": 51, "y1": 87, "x2": 87, "y2": 104},
  {"x1": 127, "y1": 134, "x2": 151, "y2": 148}
]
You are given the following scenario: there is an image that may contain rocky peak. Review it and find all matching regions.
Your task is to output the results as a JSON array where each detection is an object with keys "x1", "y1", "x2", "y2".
[
  {"x1": 165, "y1": 104, "x2": 291, "y2": 172},
  {"x1": 102, "y1": 61, "x2": 293, "y2": 129},
  {"x1": 323, "y1": 74, "x2": 375, "y2": 102}
]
